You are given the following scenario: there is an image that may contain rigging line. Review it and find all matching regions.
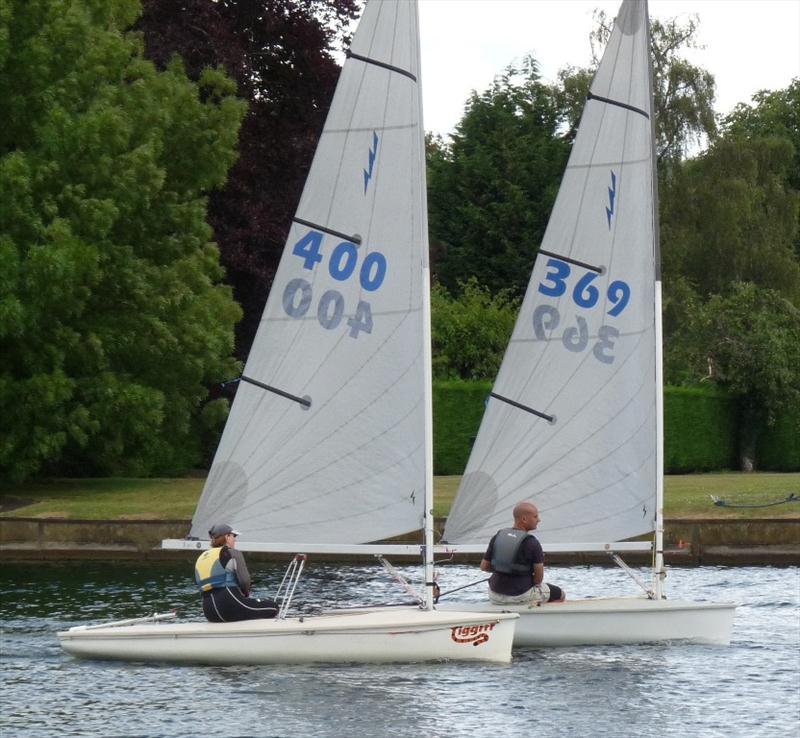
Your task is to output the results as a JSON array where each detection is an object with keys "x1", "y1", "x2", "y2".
[
  {"x1": 437, "y1": 578, "x2": 491, "y2": 599},
  {"x1": 587, "y1": 91, "x2": 649, "y2": 120},
  {"x1": 711, "y1": 493, "x2": 798, "y2": 509},
  {"x1": 292, "y1": 217, "x2": 362, "y2": 245},
  {"x1": 345, "y1": 49, "x2": 417, "y2": 82},
  {"x1": 489, "y1": 392, "x2": 554, "y2": 423},
  {"x1": 240, "y1": 375, "x2": 311, "y2": 408},
  {"x1": 377, "y1": 557, "x2": 424, "y2": 606},
  {"x1": 537, "y1": 249, "x2": 604, "y2": 274}
]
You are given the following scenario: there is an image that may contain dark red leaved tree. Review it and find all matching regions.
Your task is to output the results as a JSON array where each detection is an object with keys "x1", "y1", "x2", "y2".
[{"x1": 136, "y1": 0, "x2": 359, "y2": 359}]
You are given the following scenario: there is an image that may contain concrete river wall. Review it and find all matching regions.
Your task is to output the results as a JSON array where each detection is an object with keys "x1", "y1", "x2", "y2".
[{"x1": 1, "y1": 516, "x2": 798, "y2": 566}]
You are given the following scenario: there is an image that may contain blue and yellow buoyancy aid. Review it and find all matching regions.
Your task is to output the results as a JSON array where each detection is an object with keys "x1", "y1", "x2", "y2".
[
  {"x1": 195, "y1": 546, "x2": 237, "y2": 592},
  {"x1": 491, "y1": 528, "x2": 532, "y2": 575}
]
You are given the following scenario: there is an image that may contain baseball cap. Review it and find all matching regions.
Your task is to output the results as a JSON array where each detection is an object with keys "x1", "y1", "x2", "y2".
[{"x1": 208, "y1": 523, "x2": 239, "y2": 538}]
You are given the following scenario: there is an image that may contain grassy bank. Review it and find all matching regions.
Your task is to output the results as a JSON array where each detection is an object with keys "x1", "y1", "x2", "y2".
[{"x1": 1, "y1": 473, "x2": 798, "y2": 521}]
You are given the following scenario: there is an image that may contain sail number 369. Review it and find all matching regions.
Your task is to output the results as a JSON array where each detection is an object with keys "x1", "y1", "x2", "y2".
[
  {"x1": 535, "y1": 258, "x2": 631, "y2": 364},
  {"x1": 282, "y1": 229, "x2": 387, "y2": 338}
]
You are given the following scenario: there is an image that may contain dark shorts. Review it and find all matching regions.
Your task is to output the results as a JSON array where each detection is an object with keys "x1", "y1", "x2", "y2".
[{"x1": 202, "y1": 587, "x2": 278, "y2": 622}]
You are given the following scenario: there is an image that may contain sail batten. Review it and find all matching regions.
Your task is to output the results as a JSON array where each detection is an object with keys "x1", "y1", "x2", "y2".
[
  {"x1": 238, "y1": 375, "x2": 311, "y2": 408},
  {"x1": 537, "y1": 249, "x2": 604, "y2": 273},
  {"x1": 587, "y1": 92, "x2": 650, "y2": 119},
  {"x1": 345, "y1": 50, "x2": 417, "y2": 82},
  {"x1": 291, "y1": 218, "x2": 362, "y2": 244}
]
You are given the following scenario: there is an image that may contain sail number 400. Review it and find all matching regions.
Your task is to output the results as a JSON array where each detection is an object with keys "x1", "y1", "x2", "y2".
[
  {"x1": 282, "y1": 229, "x2": 387, "y2": 338},
  {"x1": 292, "y1": 230, "x2": 387, "y2": 291},
  {"x1": 283, "y1": 279, "x2": 374, "y2": 338}
]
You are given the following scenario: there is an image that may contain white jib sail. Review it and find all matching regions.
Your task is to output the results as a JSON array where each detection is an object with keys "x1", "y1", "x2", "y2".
[
  {"x1": 444, "y1": 0, "x2": 658, "y2": 548},
  {"x1": 191, "y1": 0, "x2": 429, "y2": 545}
]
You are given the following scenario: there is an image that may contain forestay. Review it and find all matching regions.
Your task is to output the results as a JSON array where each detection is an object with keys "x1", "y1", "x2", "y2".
[
  {"x1": 190, "y1": 0, "x2": 429, "y2": 545},
  {"x1": 443, "y1": 0, "x2": 659, "y2": 548}
]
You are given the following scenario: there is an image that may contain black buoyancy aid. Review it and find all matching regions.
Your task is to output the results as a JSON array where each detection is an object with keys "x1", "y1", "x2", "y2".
[{"x1": 491, "y1": 528, "x2": 531, "y2": 574}]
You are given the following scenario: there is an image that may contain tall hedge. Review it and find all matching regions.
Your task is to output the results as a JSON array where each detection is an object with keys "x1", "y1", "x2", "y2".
[
  {"x1": 432, "y1": 380, "x2": 491, "y2": 475},
  {"x1": 432, "y1": 381, "x2": 796, "y2": 474},
  {"x1": 663, "y1": 386, "x2": 739, "y2": 472},
  {"x1": 756, "y1": 408, "x2": 800, "y2": 471}
]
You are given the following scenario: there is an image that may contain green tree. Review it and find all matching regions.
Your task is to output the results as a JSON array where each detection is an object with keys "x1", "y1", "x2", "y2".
[
  {"x1": 0, "y1": 0, "x2": 245, "y2": 480},
  {"x1": 723, "y1": 79, "x2": 800, "y2": 262},
  {"x1": 579, "y1": 11, "x2": 717, "y2": 166},
  {"x1": 660, "y1": 136, "x2": 800, "y2": 303},
  {"x1": 431, "y1": 278, "x2": 519, "y2": 380},
  {"x1": 724, "y1": 79, "x2": 800, "y2": 191},
  {"x1": 428, "y1": 57, "x2": 570, "y2": 295},
  {"x1": 430, "y1": 12, "x2": 719, "y2": 298},
  {"x1": 676, "y1": 284, "x2": 800, "y2": 470}
]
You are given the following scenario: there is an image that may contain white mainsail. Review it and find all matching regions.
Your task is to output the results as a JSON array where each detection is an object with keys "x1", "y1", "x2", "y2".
[
  {"x1": 191, "y1": 0, "x2": 429, "y2": 545},
  {"x1": 443, "y1": 0, "x2": 659, "y2": 548}
]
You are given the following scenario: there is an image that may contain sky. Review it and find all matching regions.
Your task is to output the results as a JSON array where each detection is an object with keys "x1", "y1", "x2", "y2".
[{"x1": 416, "y1": 0, "x2": 800, "y2": 137}]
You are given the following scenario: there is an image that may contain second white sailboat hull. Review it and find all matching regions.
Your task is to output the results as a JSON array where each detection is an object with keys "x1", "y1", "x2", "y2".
[
  {"x1": 58, "y1": 609, "x2": 518, "y2": 665},
  {"x1": 437, "y1": 597, "x2": 736, "y2": 647}
]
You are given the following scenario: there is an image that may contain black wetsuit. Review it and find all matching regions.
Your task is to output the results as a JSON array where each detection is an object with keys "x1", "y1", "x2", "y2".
[{"x1": 196, "y1": 545, "x2": 278, "y2": 622}]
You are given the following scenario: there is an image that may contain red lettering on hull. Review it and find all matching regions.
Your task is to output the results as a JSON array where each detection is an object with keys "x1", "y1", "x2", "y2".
[{"x1": 450, "y1": 622, "x2": 496, "y2": 646}]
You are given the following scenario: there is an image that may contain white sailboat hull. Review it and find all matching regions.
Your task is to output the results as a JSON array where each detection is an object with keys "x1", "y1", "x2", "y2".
[
  {"x1": 58, "y1": 609, "x2": 518, "y2": 665},
  {"x1": 437, "y1": 597, "x2": 736, "y2": 647}
]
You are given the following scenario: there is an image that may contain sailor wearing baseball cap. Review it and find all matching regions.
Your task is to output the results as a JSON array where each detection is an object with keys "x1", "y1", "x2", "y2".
[
  {"x1": 208, "y1": 523, "x2": 239, "y2": 538},
  {"x1": 194, "y1": 522, "x2": 277, "y2": 622}
]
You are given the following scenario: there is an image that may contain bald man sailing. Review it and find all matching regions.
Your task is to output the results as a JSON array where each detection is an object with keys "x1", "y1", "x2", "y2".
[{"x1": 480, "y1": 501, "x2": 566, "y2": 605}]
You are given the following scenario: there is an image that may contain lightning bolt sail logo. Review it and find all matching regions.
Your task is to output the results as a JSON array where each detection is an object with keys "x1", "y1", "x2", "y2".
[
  {"x1": 606, "y1": 170, "x2": 617, "y2": 229},
  {"x1": 363, "y1": 131, "x2": 379, "y2": 193}
]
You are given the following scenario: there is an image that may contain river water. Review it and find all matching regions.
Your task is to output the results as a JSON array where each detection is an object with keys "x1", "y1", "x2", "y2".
[{"x1": 1, "y1": 562, "x2": 798, "y2": 738}]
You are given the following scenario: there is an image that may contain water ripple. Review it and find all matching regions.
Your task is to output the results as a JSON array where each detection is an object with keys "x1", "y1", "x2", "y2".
[{"x1": 0, "y1": 563, "x2": 797, "y2": 738}]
